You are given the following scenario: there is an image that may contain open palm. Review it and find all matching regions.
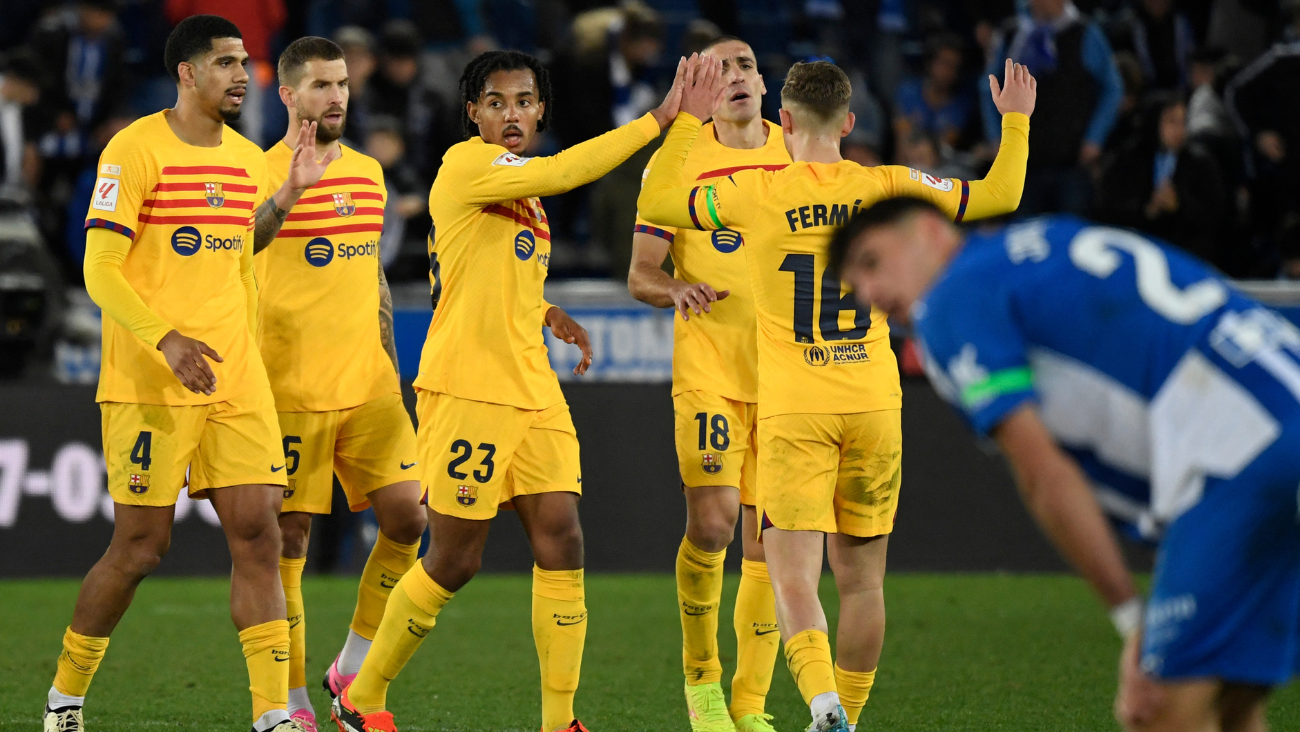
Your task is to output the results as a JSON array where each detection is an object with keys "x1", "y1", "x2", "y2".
[{"x1": 286, "y1": 120, "x2": 338, "y2": 191}]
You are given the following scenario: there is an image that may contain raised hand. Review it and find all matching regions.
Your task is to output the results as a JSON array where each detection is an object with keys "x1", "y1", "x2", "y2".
[
  {"x1": 678, "y1": 54, "x2": 728, "y2": 122},
  {"x1": 651, "y1": 56, "x2": 689, "y2": 131},
  {"x1": 286, "y1": 120, "x2": 339, "y2": 192},
  {"x1": 157, "y1": 329, "x2": 224, "y2": 395},
  {"x1": 990, "y1": 58, "x2": 1037, "y2": 118},
  {"x1": 670, "y1": 280, "x2": 730, "y2": 321}
]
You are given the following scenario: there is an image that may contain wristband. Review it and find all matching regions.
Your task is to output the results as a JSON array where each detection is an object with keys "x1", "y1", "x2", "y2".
[{"x1": 1109, "y1": 597, "x2": 1144, "y2": 638}]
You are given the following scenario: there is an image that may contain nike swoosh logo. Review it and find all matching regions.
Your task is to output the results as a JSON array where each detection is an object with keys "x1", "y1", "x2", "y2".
[
  {"x1": 380, "y1": 580, "x2": 396, "y2": 589},
  {"x1": 755, "y1": 629, "x2": 779, "y2": 636},
  {"x1": 556, "y1": 619, "x2": 586, "y2": 626},
  {"x1": 271, "y1": 464, "x2": 286, "y2": 473},
  {"x1": 684, "y1": 609, "x2": 712, "y2": 616},
  {"x1": 274, "y1": 656, "x2": 289, "y2": 662},
  {"x1": 401, "y1": 462, "x2": 417, "y2": 470}
]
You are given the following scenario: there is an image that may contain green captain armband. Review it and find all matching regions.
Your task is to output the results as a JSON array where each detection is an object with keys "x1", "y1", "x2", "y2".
[{"x1": 960, "y1": 366, "x2": 1033, "y2": 408}]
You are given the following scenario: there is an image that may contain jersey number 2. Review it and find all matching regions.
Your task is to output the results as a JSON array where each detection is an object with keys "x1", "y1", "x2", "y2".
[
  {"x1": 1069, "y1": 227, "x2": 1227, "y2": 324},
  {"x1": 779, "y1": 254, "x2": 872, "y2": 343}
]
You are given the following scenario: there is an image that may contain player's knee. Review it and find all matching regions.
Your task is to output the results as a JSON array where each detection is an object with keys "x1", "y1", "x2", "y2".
[
  {"x1": 226, "y1": 515, "x2": 283, "y2": 564},
  {"x1": 108, "y1": 525, "x2": 171, "y2": 580},
  {"x1": 689, "y1": 514, "x2": 736, "y2": 553},
  {"x1": 424, "y1": 548, "x2": 481, "y2": 591},
  {"x1": 382, "y1": 508, "x2": 428, "y2": 547},
  {"x1": 278, "y1": 513, "x2": 311, "y2": 558}
]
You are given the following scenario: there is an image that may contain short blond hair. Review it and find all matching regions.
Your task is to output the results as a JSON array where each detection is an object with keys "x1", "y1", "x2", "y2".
[{"x1": 781, "y1": 61, "x2": 851, "y2": 127}]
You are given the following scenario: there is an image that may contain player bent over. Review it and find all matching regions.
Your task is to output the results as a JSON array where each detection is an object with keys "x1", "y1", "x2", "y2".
[
  {"x1": 627, "y1": 36, "x2": 789, "y2": 732},
  {"x1": 44, "y1": 16, "x2": 334, "y2": 732},
  {"x1": 833, "y1": 199, "x2": 1300, "y2": 732},
  {"x1": 255, "y1": 37, "x2": 428, "y2": 732},
  {"x1": 330, "y1": 50, "x2": 689, "y2": 732},
  {"x1": 640, "y1": 58, "x2": 1035, "y2": 731}
]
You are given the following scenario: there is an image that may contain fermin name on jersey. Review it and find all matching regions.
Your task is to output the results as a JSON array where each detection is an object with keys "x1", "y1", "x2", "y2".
[{"x1": 784, "y1": 200, "x2": 869, "y2": 232}]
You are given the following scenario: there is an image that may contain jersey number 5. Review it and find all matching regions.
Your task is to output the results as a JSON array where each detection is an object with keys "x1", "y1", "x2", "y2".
[
  {"x1": 1069, "y1": 227, "x2": 1227, "y2": 324},
  {"x1": 779, "y1": 254, "x2": 872, "y2": 343}
]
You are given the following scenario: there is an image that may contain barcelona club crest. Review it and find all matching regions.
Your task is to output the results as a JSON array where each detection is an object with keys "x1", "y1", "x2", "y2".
[
  {"x1": 701, "y1": 453, "x2": 723, "y2": 474},
  {"x1": 283, "y1": 479, "x2": 296, "y2": 500},
  {"x1": 456, "y1": 485, "x2": 478, "y2": 507},
  {"x1": 128, "y1": 473, "x2": 150, "y2": 494},
  {"x1": 332, "y1": 192, "x2": 356, "y2": 217},
  {"x1": 204, "y1": 182, "x2": 224, "y2": 208}
]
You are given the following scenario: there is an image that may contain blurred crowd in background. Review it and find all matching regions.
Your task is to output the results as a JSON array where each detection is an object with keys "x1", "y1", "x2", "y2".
[{"x1": 3, "y1": 0, "x2": 1300, "y2": 377}]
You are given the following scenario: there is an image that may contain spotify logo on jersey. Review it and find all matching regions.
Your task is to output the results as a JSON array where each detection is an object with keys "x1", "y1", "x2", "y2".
[
  {"x1": 515, "y1": 230, "x2": 536, "y2": 261},
  {"x1": 304, "y1": 237, "x2": 335, "y2": 267},
  {"x1": 171, "y1": 226, "x2": 202, "y2": 256},
  {"x1": 712, "y1": 228, "x2": 743, "y2": 253}
]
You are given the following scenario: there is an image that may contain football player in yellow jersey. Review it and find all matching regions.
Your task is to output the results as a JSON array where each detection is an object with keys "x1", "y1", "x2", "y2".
[
  {"x1": 627, "y1": 37, "x2": 788, "y2": 732},
  {"x1": 331, "y1": 50, "x2": 689, "y2": 732},
  {"x1": 44, "y1": 16, "x2": 338, "y2": 732},
  {"x1": 253, "y1": 37, "x2": 428, "y2": 732},
  {"x1": 639, "y1": 58, "x2": 1037, "y2": 732}
]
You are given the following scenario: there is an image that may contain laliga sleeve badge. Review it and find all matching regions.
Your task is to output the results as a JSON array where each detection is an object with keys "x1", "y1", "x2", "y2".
[
  {"x1": 456, "y1": 485, "x2": 478, "y2": 506},
  {"x1": 92, "y1": 177, "x2": 120, "y2": 212},
  {"x1": 701, "y1": 453, "x2": 723, "y2": 474},
  {"x1": 128, "y1": 473, "x2": 150, "y2": 494},
  {"x1": 492, "y1": 152, "x2": 531, "y2": 167}
]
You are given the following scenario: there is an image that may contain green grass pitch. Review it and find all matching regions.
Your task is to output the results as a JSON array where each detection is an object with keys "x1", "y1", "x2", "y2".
[{"x1": 2, "y1": 573, "x2": 1297, "y2": 731}]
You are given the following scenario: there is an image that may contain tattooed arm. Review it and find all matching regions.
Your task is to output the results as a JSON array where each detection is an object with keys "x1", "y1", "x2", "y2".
[
  {"x1": 379, "y1": 257, "x2": 400, "y2": 375},
  {"x1": 253, "y1": 197, "x2": 290, "y2": 254},
  {"x1": 254, "y1": 120, "x2": 340, "y2": 254}
]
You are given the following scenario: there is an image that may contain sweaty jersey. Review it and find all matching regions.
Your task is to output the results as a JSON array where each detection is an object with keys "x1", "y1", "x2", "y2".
[
  {"x1": 914, "y1": 216, "x2": 1300, "y2": 538},
  {"x1": 638, "y1": 112, "x2": 1030, "y2": 418},
  {"x1": 256, "y1": 142, "x2": 396, "y2": 412},
  {"x1": 85, "y1": 111, "x2": 272, "y2": 405},
  {"x1": 416, "y1": 113, "x2": 662, "y2": 410},
  {"x1": 634, "y1": 120, "x2": 790, "y2": 402}
]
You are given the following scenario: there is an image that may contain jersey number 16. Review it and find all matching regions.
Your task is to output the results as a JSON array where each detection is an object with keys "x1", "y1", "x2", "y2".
[{"x1": 779, "y1": 254, "x2": 872, "y2": 343}]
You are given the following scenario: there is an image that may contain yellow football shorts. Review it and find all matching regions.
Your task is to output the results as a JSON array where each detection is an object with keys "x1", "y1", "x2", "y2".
[
  {"x1": 101, "y1": 386, "x2": 285, "y2": 506},
  {"x1": 415, "y1": 390, "x2": 582, "y2": 520},
  {"x1": 276, "y1": 391, "x2": 420, "y2": 514},
  {"x1": 757, "y1": 409, "x2": 902, "y2": 537},
  {"x1": 673, "y1": 390, "x2": 759, "y2": 505}
]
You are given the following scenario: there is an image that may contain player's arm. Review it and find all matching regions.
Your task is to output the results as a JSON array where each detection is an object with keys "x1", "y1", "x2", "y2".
[
  {"x1": 884, "y1": 60, "x2": 1036, "y2": 222},
  {"x1": 628, "y1": 229, "x2": 728, "y2": 320},
  {"x1": 240, "y1": 229, "x2": 258, "y2": 337},
  {"x1": 84, "y1": 228, "x2": 224, "y2": 395},
  {"x1": 992, "y1": 404, "x2": 1142, "y2": 632},
  {"x1": 637, "y1": 58, "x2": 731, "y2": 230},
  {"x1": 456, "y1": 58, "x2": 691, "y2": 206},
  {"x1": 254, "y1": 121, "x2": 339, "y2": 252},
  {"x1": 378, "y1": 257, "x2": 400, "y2": 376}
]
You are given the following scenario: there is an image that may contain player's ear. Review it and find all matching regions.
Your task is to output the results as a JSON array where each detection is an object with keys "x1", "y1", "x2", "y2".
[
  {"x1": 177, "y1": 61, "x2": 196, "y2": 89},
  {"x1": 759, "y1": 75, "x2": 767, "y2": 97},
  {"x1": 778, "y1": 108, "x2": 794, "y2": 136},
  {"x1": 840, "y1": 111, "x2": 856, "y2": 139},
  {"x1": 466, "y1": 100, "x2": 479, "y2": 126},
  {"x1": 536, "y1": 100, "x2": 545, "y2": 128},
  {"x1": 278, "y1": 85, "x2": 294, "y2": 110}
]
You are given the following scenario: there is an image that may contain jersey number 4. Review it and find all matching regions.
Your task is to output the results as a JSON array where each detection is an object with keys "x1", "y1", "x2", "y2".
[{"x1": 779, "y1": 254, "x2": 872, "y2": 343}]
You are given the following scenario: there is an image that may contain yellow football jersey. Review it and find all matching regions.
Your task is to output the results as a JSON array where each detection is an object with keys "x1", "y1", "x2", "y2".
[
  {"x1": 256, "y1": 142, "x2": 396, "y2": 411},
  {"x1": 639, "y1": 112, "x2": 1029, "y2": 417},
  {"x1": 85, "y1": 111, "x2": 272, "y2": 405},
  {"x1": 634, "y1": 121, "x2": 791, "y2": 403},
  {"x1": 415, "y1": 114, "x2": 662, "y2": 410}
]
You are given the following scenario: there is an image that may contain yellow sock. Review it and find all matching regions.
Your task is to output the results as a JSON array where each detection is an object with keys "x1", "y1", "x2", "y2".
[
  {"x1": 53, "y1": 628, "x2": 109, "y2": 698},
  {"x1": 730, "y1": 559, "x2": 778, "y2": 718},
  {"x1": 784, "y1": 629, "x2": 836, "y2": 705},
  {"x1": 532, "y1": 565, "x2": 587, "y2": 732},
  {"x1": 676, "y1": 537, "x2": 725, "y2": 686},
  {"x1": 348, "y1": 565, "x2": 452, "y2": 714},
  {"x1": 350, "y1": 531, "x2": 421, "y2": 640},
  {"x1": 239, "y1": 619, "x2": 290, "y2": 722},
  {"x1": 834, "y1": 664, "x2": 876, "y2": 725},
  {"x1": 279, "y1": 557, "x2": 307, "y2": 691}
]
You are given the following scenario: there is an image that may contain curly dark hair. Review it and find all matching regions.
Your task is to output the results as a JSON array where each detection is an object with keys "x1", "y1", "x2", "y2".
[{"x1": 458, "y1": 50, "x2": 552, "y2": 138}]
